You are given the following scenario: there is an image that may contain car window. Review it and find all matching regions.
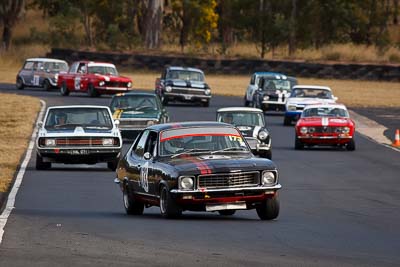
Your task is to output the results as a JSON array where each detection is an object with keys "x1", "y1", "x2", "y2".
[
  {"x1": 218, "y1": 112, "x2": 264, "y2": 127},
  {"x1": 110, "y1": 95, "x2": 159, "y2": 113},
  {"x1": 250, "y1": 75, "x2": 255, "y2": 85},
  {"x1": 43, "y1": 61, "x2": 68, "y2": 72},
  {"x1": 23, "y1": 61, "x2": 34, "y2": 70},
  {"x1": 70, "y1": 62, "x2": 79, "y2": 73},
  {"x1": 144, "y1": 131, "x2": 158, "y2": 157},
  {"x1": 133, "y1": 130, "x2": 150, "y2": 157},
  {"x1": 166, "y1": 70, "x2": 204, "y2": 81}
]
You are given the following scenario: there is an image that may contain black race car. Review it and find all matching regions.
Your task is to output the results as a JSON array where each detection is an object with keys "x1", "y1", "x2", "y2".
[
  {"x1": 114, "y1": 121, "x2": 281, "y2": 220},
  {"x1": 155, "y1": 66, "x2": 211, "y2": 107}
]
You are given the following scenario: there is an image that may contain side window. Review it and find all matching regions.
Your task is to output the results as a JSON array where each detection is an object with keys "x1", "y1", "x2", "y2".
[
  {"x1": 250, "y1": 75, "x2": 255, "y2": 85},
  {"x1": 144, "y1": 131, "x2": 158, "y2": 157},
  {"x1": 70, "y1": 62, "x2": 79, "y2": 73},
  {"x1": 77, "y1": 63, "x2": 86, "y2": 74},
  {"x1": 133, "y1": 130, "x2": 150, "y2": 157},
  {"x1": 24, "y1": 61, "x2": 34, "y2": 70}
]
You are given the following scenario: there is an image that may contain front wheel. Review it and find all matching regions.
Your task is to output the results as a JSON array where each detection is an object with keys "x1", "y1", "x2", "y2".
[
  {"x1": 35, "y1": 153, "x2": 51, "y2": 170},
  {"x1": 88, "y1": 84, "x2": 99, "y2": 97},
  {"x1": 16, "y1": 77, "x2": 24, "y2": 90},
  {"x1": 294, "y1": 136, "x2": 304, "y2": 150},
  {"x1": 202, "y1": 100, "x2": 210, "y2": 107},
  {"x1": 218, "y1": 210, "x2": 236, "y2": 216},
  {"x1": 244, "y1": 96, "x2": 249, "y2": 107},
  {"x1": 60, "y1": 82, "x2": 69, "y2": 96},
  {"x1": 107, "y1": 159, "x2": 118, "y2": 171},
  {"x1": 123, "y1": 183, "x2": 144, "y2": 215},
  {"x1": 160, "y1": 186, "x2": 182, "y2": 218},
  {"x1": 256, "y1": 195, "x2": 280, "y2": 220},
  {"x1": 261, "y1": 150, "x2": 272, "y2": 160},
  {"x1": 161, "y1": 95, "x2": 168, "y2": 105},
  {"x1": 43, "y1": 79, "x2": 51, "y2": 91},
  {"x1": 346, "y1": 139, "x2": 356, "y2": 151},
  {"x1": 283, "y1": 116, "x2": 291, "y2": 126}
]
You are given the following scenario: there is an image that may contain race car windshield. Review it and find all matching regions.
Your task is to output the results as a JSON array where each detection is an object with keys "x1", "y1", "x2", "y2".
[
  {"x1": 88, "y1": 66, "x2": 118, "y2": 76},
  {"x1": 159, "y1": 127, "x2": 249, "y2": 156},
  {"x1": 262, "y1": 79, "x2": 291, "y2": 91},
  {"x1": 110, "y1": 95, "x2": 159, "y2": 113},
  {"x1": 302, "y1": 107, "x2": 349, "y2": 118},
  {"x1": 291, "y1": 88, "x2": 332, "y2": 99},
  {"x1": 45, "y1": 108, "x2": 113, "y2": 129},
  {"x1": 217, "y1": 112, "x2": 264, "y2": 127},
  {"x1": 166, "y1": 70, "x2": 204, "y2": 81}
]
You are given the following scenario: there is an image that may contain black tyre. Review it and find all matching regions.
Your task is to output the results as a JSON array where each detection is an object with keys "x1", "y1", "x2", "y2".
[
  {"x1": 252, "y1": 98, "x2": 258, "y2": 108},
  {"x1": 88, "y1": 84, "x2": 99, "y2": 97},
  {"x1": 202, "y1": 100, "x2": 210, "y2": 107},
  {"x1": 123, "y1": 183, "x2": 144, "y2": 215},
  {"x1": 107, "y1": 159, "x2": 118, "y2": 171},
  {"x1": 256, "y1": 195, "x2": 280, "y2": 220},
  {"x1": 60, "y1": 82, "x2": 69, "y2": 96},
  {"x1": 346, "y1": 139, "x2": 356, "y2": 151},
  {"x1": 16, "y1": 77, "x2": 24, "y2": 90},
  {"x1": 35, "y1": 153, "x2": 51, "y2": 170},
  {"x1": 261, "y1": 150, "x2": 272, "y2": 160},
  {"x1": 43, "y1": 79, "x2": 51, "y2": 91},
  {"x1": 294, "y1": 136, "x2": 304, "y2": 150},
  {"x1": 218, "y1": 210, "x2": 236, "y2": 216},
  {"x1": 244, "y1": 97, "x2": 249, "y2": 107},
  {"x1": 283, "y1": 116, "x2": 291, "y2": 126},
  {"x1": 160, "y1": 95, "x2": 168, "y2": 105},
  {"x1": 160, "y1": 186, "x2": 182, "y2": 218}
]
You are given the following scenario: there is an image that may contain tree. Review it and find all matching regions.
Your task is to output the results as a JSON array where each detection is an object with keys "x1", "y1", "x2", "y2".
[
  {"x1": 143, "y1": 0, "x2": 164, "y2": 49},
  {"x1": 0, "y1": 0, "x2": 26, "y2": 50}
]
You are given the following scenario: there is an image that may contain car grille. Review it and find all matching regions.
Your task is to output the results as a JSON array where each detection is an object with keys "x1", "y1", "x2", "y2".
[
  {"x1": 245, "y1": 137, "x2": 258, "y2": 148},
  {"x1": 314, "y1": 126, "x2": 340, "y2": 133},
  {"x1": 119, "y1": 120, "x2": 149, "y2": 128},
  {"x1": 51, "y1": 137, "x2": 119, "y2": 147},
  {"x1": 198, "y1": 171, "x2": 260, "y2": 189},
  {"x1": 171, "y1": 88, "x2": 205, "y2": 95},
  {"x1": 105, "y1": 81, "x2": 127, "y2": 87}
]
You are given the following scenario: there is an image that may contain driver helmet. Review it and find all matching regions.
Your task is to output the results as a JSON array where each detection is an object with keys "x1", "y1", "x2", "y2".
[
  {"x1": 55, "y1": 112, "x2": 67, "y2": 124},
  {"x1": 163, "y1": 138, "x2": 184, "y2": 154}
]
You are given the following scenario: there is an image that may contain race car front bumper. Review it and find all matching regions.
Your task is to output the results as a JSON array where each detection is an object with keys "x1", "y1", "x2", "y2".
[{"x1": 38, "y1": 147, "x2": 121, "y2": 164}]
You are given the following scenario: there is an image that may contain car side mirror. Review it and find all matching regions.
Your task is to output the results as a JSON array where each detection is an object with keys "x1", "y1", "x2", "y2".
[
  {"x1": 114, "y1": 120, "x2": 120, "y2": 127},
  {"x1": 333, "y1": 96, "x2": 338, "y2": 101},
  {"x1": 143, "y1": 152, "x2": 152, "y2": 160},
  {"x1": 37, "y1": 121, "x2": 43, "y2": 128}
]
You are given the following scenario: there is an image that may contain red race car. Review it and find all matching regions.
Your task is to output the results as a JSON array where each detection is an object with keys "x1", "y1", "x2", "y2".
[
  {"x1": 58, "y1": 61, "x2": 132, "y2": 97},
  {"x1": 295, "y1": 103, "x2": 355, "y2": 150}
]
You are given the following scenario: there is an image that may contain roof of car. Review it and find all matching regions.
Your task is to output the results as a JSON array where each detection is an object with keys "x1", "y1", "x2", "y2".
[
  {"x1": 254, "y1": 72, "x2": 296, "y2": 79},
  {"x1": 217, "y1": 107, "x2": 263, "y2": 113},
  {"x1": 26, "y1": 58, "x2": 67, "y2": 63},
  {"x1": 47, "y1": 105, "x2": 110, "y2": 110},
  {"x1": 292, "y1": 85, "x2": 332, "y2": 91},
  {"x1": 167, "y1": 66, "x2": 204, "y2": 73},
  {"x1": 303, "y1": 103, "x2": 347, "y2": 110},
  {"x1": 112, "y1": 92, "x2": 157, "y2": 98},
  {"x1": 147, "y1": 121, "x2": 234, "y2": 132}
]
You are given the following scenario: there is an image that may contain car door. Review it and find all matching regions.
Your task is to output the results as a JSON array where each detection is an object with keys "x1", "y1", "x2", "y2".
[
  {"x1": 142, "y1": 131, "x2": 159, "y2": 195},
  {"x1": 127, "y1": 130, "x2": 150, "y2": 194},
  {"x1": 21, "y1": 61, "x2": 35, "y2": 86}
]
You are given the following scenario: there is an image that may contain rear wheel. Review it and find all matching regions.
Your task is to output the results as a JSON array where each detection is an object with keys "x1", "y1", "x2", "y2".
[
  {"x1": 35, "y1": 153, "x2": 51, "y2": 170},
  {"x1": 218, "y1": 210, "x2": 236, "y2": 216},
  {"x1": 346, "y1": 139, "x2": 356, "y2": 151},
  {"x1": 123, "y1": 183, "x2": 144, "y2": 215},
  {"x1": 256, "y1": 195, "x2": 280, "y2": 220},
  {"x1": 244, "y1": 96, "x2": 249, "y2": 107},
  {"x1": 88, "y1": 84, "x2": 99, "y2": 97},
  {"x1": 161, "y1": 95, "x2": 168, "y2": 105},
  {"x1": 160, "y1": 186, "x2": 182, "y2": 218},
  {"x1": 283, "y1": 116, "x2": 291, "y2": 126},
  {"x1": 294, "y1": 136, "x2": 304, "y2": 150},
  {"x1": 60, "y1": 82, "x2": 69, "y2": 96},
  {"x1": 43, "y1": 79, "x2": 51, "y2": 91},
  {"x1": 16, "y1": 77, "x2": 24, "y2": 90}
]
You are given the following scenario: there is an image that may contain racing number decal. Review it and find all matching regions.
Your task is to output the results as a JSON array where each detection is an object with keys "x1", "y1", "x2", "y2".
[
  {"x1": 229, "y1": 136, "x2": 242, "y2": 142},
  {"x1": 74, "y1": 77, "x2": 81, "y2": 90},
  {"x1": 33, "y1": 75, "x2": 40, "y2": 86},
  {"x1": 139, "y1": 161, "x2": 149, "y2": 192}
]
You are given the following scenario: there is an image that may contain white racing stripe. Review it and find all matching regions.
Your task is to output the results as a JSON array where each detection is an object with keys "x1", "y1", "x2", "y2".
[{"x1": 0, "y1": 100, "x2": 46, "y2": 244}]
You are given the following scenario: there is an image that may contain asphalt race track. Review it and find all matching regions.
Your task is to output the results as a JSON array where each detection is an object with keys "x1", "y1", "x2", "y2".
[{"x1": 0, "y1": 85, "x2": 399, "y2": 267}]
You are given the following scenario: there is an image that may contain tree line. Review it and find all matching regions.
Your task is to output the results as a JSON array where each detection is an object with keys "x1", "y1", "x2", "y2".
[{"x1": 1, "y1": 0, "x2": 399, "y2": 58}]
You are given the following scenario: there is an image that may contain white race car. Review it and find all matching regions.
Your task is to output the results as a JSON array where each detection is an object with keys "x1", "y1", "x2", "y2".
[
  {"x1": 284, "y1": 85, "x2": 338, "y2": 125},
  {"x1": 36, "y1": 105, "x2": 122, "y2": 170}
]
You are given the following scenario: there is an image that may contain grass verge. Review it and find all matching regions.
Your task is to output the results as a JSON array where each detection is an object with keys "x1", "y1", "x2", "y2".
[{"x1": 0, "y1": 94, "x2": 40, "y2": 193}]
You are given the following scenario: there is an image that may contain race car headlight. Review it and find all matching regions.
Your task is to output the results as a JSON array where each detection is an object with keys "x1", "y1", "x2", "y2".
[
  {"x1": 300, "y1": 127, "x2": 308, "y2": 134},
  {"x1": 54, "y1": 74, "x2": 59, "y2": 82},
  {"x1": 165, "y1": 86, "x2": 172, "y2": 92},
  {"x1": 287, "y1": 105, "x2": 296, "y2": 111},
  {"x1": 102, "y1": 138, "x2": 114, "y2": 146},
  {"x1": 258, "y1": 130, "x2": 269, "y2": 140},
  {"x1": 99, "y1": 81, "x2": 105, "y2": 86},
  {"x1": 179, "y1": 176, "x2": 194, "y2": 190},
  {"x1": 205, "y1": 89, "x2": 211, "y2": 95},
  {"x1": 45, "y1": 138, "x2": 56, "y2": 146},
  {"x1": 342, "y1": 127, "x2": 350, "y2": 134},
  {"x1": 127, "y1": 82, "x2": 132, "y2": 88},
  {"x1": 262, "y1": 171, "x2": 276, "y2": 185},
  {"x1": 263, "y1": 96, "x2": 269, "y2": 101},
  {"x1": 308, "y1": 127, "x2": 315, "y2": 133}
]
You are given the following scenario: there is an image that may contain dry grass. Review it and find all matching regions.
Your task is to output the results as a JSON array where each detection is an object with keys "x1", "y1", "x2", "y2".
[{"x1": 0, "y1": 94, "x2": 40, "y2": 192}]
